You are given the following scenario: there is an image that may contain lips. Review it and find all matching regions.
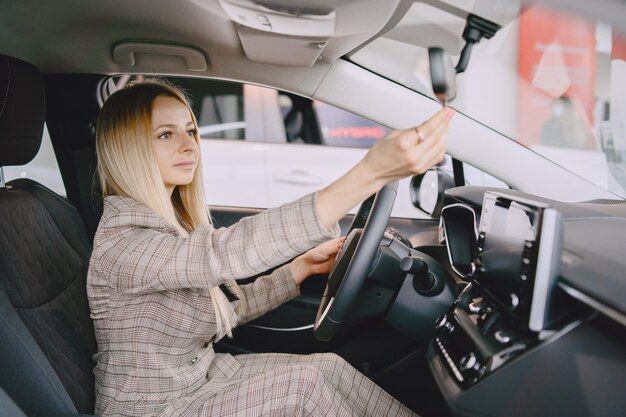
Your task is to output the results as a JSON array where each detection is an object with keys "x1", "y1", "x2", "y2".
[{"x1": 174, "y1": 161, "x2": 195, "y2": 169}]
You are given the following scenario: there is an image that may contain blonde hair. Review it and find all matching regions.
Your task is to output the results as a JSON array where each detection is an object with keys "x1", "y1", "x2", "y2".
[{"x1": 96, "y1": 78, "x2": 238, "y2": 338}]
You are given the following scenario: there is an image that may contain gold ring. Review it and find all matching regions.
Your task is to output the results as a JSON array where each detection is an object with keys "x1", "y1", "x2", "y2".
[{"x1": 415, "y1": 128, "x2": 426, "y2": 143}]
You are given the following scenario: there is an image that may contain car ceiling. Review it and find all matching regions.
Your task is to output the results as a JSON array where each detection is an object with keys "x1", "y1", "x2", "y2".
[
  {"x1": 3, "y1": 0, "x2": 404, "y2": 94},
  {"x1": 3, "y1": 0, "x2": 625, "y2": 96}
]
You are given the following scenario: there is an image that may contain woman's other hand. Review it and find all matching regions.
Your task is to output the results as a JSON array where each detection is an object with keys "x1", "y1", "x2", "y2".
[
  {"x1": 317, "y1": 107, "x2": 454, "y2": 230},
  {"x1": 289, "y1": 237, "x2": 345, "y2": 286}
]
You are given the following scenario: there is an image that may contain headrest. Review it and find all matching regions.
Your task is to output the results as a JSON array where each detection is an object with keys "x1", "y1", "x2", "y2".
[
  {"x1": 0, "y1": 54, "x2": 45, "y2": 167},
  {"x1": 284, "y1": 108, "x2": 303, "y2": 142}
]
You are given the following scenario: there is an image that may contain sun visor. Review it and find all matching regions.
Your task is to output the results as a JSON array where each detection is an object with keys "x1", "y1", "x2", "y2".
[
  {"x1": 237, "y1": 26, "x2": 328, "y2": 66},
  {"x1": 219, "y1": 0, "x2": 336, "y2": 37},
  {"x1": 219, "y1": 0, "x2": 334, "y2": 66}
]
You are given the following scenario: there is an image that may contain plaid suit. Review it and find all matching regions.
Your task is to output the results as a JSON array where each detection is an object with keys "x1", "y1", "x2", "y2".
[{"x1": 87, "y1": 193, "x2": 416, "y2": 416}]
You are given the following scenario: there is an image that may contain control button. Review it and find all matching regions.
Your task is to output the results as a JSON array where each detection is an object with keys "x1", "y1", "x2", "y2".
[
  {"x1": 190, "y1": 356, "x2": 198, "y2": 365},
  {"x1": 494, "y1": 330, "x2": 511, "y2": 344},
  {"x1": 468, "y1": 301, "x2": 487, "y2": 315},
  {"x1": 435, "y1": 315, "x2": 448, "y2": 330},
  {"x1": 459, "y1": 353, "x2": 477, "y2": 371},
  {"x1": 520, "y1": 262, "x2": 528, "y2": 274}
]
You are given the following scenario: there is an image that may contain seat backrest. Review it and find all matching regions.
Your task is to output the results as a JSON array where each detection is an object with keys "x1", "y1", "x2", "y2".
[
  {"x1": 0, "y1": 385, "x2": 28, "y2": 417},
  {"x1": 0, "y1": 54, "x2": 97, "y2": 415},
  {"x1": 284, "y1": 107, "x2": 304, "y2": 142}
]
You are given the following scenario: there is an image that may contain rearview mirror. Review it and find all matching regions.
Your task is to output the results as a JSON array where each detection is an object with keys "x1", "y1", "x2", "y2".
[{"x1": 428, "y1": 47, "x2": 457, "y2": 105}]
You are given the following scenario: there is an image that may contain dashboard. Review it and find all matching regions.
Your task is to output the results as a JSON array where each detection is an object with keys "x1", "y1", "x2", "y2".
[{"x1": 427, "y1": 186, "x2": 626, "y2": 417}]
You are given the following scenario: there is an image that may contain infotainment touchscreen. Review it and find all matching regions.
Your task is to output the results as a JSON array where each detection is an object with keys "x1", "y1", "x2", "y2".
[{"x1": 475, "y1": 192, "x2": 563, "y2": 331}]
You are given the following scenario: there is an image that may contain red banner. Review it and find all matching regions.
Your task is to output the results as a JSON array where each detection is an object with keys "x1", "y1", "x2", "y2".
[
  {"x1": 613, "y1": 34, "x2": 626, "y2": 62},
  {"x1": 517, "y1": 6, "x2": 596, "y2": 149}
]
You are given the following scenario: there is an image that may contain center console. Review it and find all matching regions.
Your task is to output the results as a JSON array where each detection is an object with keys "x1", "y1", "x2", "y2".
[
  {"x1": 431, "y1": 191, "x2": 565, "y2": 389},
  {"x1": 428, "y1": 190, "x2": 625, "y2": 417}
]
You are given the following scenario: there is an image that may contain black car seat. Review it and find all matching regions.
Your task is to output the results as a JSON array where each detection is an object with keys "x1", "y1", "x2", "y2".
[
  {"x1": 282, "y1": 93, "x2": 323, "y2": 145},
  {"x1": 0, "y1": 385, "x2": 27, "y2": 417},
  {"x1": 0, "y1": 54, "x2": 97, "y2": 415},
  {"x1": 284, "y1": 106, "x2": 304, "y2": 143}
]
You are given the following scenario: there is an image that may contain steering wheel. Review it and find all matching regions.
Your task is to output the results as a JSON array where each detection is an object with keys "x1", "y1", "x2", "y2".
[{"x1": 314, "y1": 181, "x2": 398, "y2": 341}]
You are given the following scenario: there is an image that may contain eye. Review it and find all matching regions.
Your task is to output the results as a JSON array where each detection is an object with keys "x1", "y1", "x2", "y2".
[
  {"x1": 187, "y1": 128, "x2": 197, "y2": 137},
  {"x1": 158, "y1": 131, "x2": 172, "y2": 140}
]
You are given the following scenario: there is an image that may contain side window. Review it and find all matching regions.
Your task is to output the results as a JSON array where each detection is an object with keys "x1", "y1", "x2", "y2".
[
  {"x1": 169, "y1": 77, "x2": 246, "y2": 140},
  {"x1": 463, "y1": 162, "x2": 509, "y2": 188},
  {"x1": 2, "y1": 124, "x2": 66, "y2": 196},
  {"x1": 314, "y1": 101, "x2": 391, "y2": 148},
  {"x1": 436, "y1": 156, "x2": 509, "y2": 189},
  {"x1": 101, "y1": 76, "x2": 248, "y2": 140},
  {"x1": 277, "y1": 91, "x2": 392, "y2": 148}
]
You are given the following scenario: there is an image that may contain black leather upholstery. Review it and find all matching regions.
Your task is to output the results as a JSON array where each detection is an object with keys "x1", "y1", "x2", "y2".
[
  {"x1": 0, "y1": 54, "x2": 96, "y2": 415},
  {"x1": 0, "y1": 385, "x2": 27, "y2": 417},
  {"x1": 0, "y1": 54, "x2": 44, "y2": 166},
  {"x1": 0, "y1": 288, "x2": 77, "y2": 415}
]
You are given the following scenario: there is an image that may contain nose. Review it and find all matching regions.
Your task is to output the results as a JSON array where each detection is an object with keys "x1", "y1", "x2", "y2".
[{"x1": 180, "y1": 132, "x2": 198, "y2": 154}]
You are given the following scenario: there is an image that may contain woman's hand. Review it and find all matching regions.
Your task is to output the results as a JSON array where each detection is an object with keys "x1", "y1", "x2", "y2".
[
  {"x1": 289, "y1": 237, "x2": 345, "y2": 286},
  {"x1": 359, "y1": 106, "x2": 454, "y2": 185},
  {"x1": 316, "y1": 107, "x2": 454, "y2": 230}
]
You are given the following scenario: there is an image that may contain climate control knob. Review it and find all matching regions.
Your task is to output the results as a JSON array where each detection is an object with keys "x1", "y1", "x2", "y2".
[
  {"x1": 459, "y1": 352, "x2": 478, "y2": 371},
  {"x1": 435, "y1": 315, "x2": 448, "y2": 330}
]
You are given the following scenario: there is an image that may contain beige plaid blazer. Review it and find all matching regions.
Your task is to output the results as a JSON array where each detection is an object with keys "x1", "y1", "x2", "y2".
[{"x1": 87, "y1": 193, "x2": 340, "y2": 416}]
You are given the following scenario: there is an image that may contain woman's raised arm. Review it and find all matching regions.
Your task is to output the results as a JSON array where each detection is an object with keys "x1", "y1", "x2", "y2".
[{"x1": 316, "y1": 107, "x2": 454, "y2": 230}]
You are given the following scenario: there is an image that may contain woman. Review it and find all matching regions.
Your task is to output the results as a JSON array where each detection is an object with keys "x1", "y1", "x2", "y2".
[{"x1": 88, "y1": 79, "x2": 453, "y2": 417}]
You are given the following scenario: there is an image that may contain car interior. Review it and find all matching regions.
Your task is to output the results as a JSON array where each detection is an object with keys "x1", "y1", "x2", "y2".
[{"x1": 1, "y1": 1, "x2": 625, "y2": 417}]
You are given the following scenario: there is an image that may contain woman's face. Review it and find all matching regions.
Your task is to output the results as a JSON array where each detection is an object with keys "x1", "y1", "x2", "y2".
[{"x1": 151, "y1": 95, "x2": 199, "y2": 195}]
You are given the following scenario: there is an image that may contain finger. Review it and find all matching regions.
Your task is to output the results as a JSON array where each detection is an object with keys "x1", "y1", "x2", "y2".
[
  {"x1": 406, "y1": 118, "x2": 448, "y2": 159},
  {"x1": 409, "y1": 126, "x2": 449, "y2": 173},
  {"x1": 384, "y1": 130, "x2": 404, "y2": 141},
  {"x1": 326, "y1": 237, "x2": 345, "y2": 248},
  {"x1": 398, "y1": 110, "x2": 451, "y2": 150},
  {"x1": 416, "y1": 107, "x2": 453, "y2": 138},
  {"x1": 320, "y1": 238, "x2": 345, "y2": 256}
]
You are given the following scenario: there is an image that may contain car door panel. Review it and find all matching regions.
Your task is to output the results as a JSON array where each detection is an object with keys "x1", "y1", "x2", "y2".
[{"x1": 201, "y1": 140, "x2": 269, "y2": 208}]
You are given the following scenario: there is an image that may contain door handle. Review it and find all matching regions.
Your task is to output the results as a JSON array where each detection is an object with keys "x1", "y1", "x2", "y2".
[{"x1": 273, "y1": 170, "x2": 322, "y2": 185}]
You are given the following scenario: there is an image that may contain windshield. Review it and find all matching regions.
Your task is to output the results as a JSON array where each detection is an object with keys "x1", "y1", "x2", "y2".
[{"x1": 351, "y1": 3, "x2": 626, "y2": 199}]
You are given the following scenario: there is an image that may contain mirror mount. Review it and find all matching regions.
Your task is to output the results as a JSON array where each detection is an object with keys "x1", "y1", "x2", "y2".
[
  {"x1": 455, "y1": 14, "x2": 501, "y2": 74},
  {"x1": 428, "y1": 14, "x2": 501, "y2": 105}
]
